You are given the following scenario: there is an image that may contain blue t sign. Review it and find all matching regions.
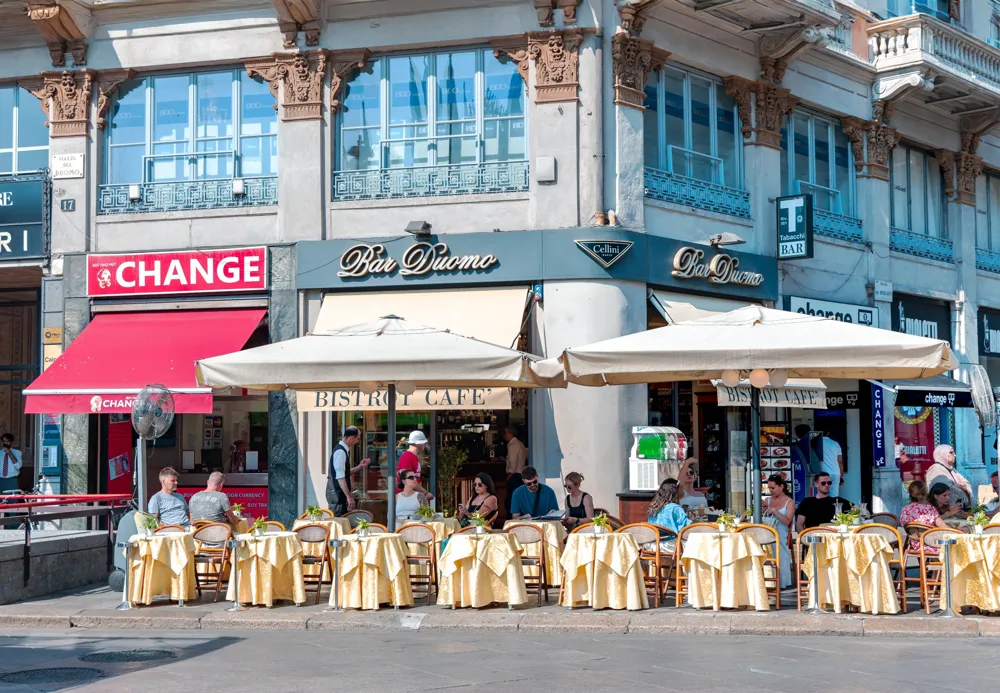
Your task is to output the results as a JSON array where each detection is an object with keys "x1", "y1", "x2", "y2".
[{"x1": 776, "y1": 194, "x2": 813, "y2": 260}]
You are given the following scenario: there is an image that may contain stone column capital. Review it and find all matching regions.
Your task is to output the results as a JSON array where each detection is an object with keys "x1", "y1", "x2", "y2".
[
  {"x1": 25, "y1": 69, "x2": 94, "y2": 138},
  {"x1": 611, "y1": 32, "x2": 668, "y2": 109},
  {"x1": 245, "y1": 50, "x2": 327, "y2": 121},
  {"x1": 527, "y1": 29, "x2": 583, "y2": 103},
  {"x1": 724, "y1": 76, "x2": 796, "y2": 150}
]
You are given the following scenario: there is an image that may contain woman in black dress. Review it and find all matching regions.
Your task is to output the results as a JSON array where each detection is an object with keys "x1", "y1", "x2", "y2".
[
  {"x1": 457, "y1": 472, "x2": 498, "y2": 526},
  {"x1": 562, "y1": 471, "x2": 594, "y2": 529}
]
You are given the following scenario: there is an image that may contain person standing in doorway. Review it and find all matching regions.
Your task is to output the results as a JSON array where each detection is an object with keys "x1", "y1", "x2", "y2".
[
  {"x1": 820, "y1": 433, "x2": 845, "y2": 497},
  {"x1": 397, "y1": 431, "x2": 435, "y2": 503},
  {"x1": 0, "y1": 433, "x2": 22, "y2": 493},
  {"x1": 503, "y1": 427, "x2": 528, "y2": 517},
  {"x1": 326, "y1": 426, "x2": 370, "y2": 515}
]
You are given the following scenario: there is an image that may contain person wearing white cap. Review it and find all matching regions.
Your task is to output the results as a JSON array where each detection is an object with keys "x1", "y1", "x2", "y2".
[{"x1": 398, "y1": 430, "x2": 434, "y2": 502}]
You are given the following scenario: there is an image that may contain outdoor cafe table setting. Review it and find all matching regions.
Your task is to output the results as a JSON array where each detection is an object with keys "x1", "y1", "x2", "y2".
[
  {"x1": 292, "y1": 517, "x2": 352, "y2": 580},
  {"x1": 559, "y1": 531, "x2": 648, "y2": 610},
  {"x1": 941, "y1": 532, "x2": 1000, "y2": 613},
  {"x1": 126, "y1": 531, "x2": 198, "y2": 605},
  {"x1": 681, "y1": 530, "x2": 770, "y2": 611},
  {"x1": 330, "y1": 533, "x2": 414, "y2": 610},
  {"x1": 503, "y1": 519, "x2": 567, "y2": 587},
  {"x1": 226, "y1": 531, "x2": 307, "y2": 607},
  {"x1": 802, "y1": 530, "x2": 900, "y2": 615},
  {"x1": 437, "y1": 531, "x2": 528, "y2": 609},
  {"x1": 401, "y1": 517, "x2": 462, "y2": 559}
]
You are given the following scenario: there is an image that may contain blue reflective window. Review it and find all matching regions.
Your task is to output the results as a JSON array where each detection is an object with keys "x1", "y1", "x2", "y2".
[
  {"x1": 974, "y1": 172, "x2": 1000, "y2": 250},
  {"x1": 643, "y1": 65, "x2": 742, "y2": 190},
  {"x1": 890, "y1": 143, "x2": 945, "y2": 237},
  {"x1": 779, "y1": 111, "x2": 855, "y2": 214},
  {"x1": 337, "y1": 48, "x2": 526, "y2": 172},
  {"x1": 0, "y1": 86, "x2": 49, "y2": 174},
  {"x1": 105, "y1": 70, "x2": 277, "y2": 184}
]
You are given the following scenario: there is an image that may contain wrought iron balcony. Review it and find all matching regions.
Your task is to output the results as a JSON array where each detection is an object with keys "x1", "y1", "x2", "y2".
[
  {"x1": 98, "y1": 177, "x2": 278, "y2": 215},
  {"x1": 332, "y1": 161, "x2": 529, "y2": 202},
  {"x1": 869, "y1": 14, "x2": 1000, "y2": 113},
  {"x1": 644, "y1": 167, "x2": 751, "y2": 220},
  {"x1": 814, "y1": 209, "x2": 864, "y2": 243},
  {"x1": 890, "y1": 226, "x2": 954, "y2": 262},
  {"x1": 977, "y1": 247, "x2": 1000, "y2": 274}
]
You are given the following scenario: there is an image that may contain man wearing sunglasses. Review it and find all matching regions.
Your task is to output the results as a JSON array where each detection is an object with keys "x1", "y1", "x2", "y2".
[
  {"x1": 795, "y1": 472, "x2": 850, "y2": 532},
  {"x1": 509, "y1": 466, "x2": 559, "y2": 520}
]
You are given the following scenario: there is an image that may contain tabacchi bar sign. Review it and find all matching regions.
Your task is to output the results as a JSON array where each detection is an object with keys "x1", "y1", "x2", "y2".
[
  {"x1": 87, "y1": 247, "x2": 268, "y2": 297},
  {"x1": 338, "y1": 242, "x2": 499, "y2": 279},
  {"x1": 671, "y1": 247, "x2": 764, "y2": 288}
]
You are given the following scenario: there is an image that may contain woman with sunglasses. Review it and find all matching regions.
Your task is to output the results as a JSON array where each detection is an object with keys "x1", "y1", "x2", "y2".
[
  {"x1": 457, "y1": 473, "x2": 497, "y2": 526},
  {"x1": 562, "y1": 472, "x2": 594, "y2": 529},
  {"x1": 395, "y1": 469, "x2": 429, "y2": 522}
]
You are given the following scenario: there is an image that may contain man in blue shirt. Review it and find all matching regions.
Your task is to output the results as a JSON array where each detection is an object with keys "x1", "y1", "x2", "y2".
[{"x1": 510, "y1": 466, "x2": 559, "y2": 519}]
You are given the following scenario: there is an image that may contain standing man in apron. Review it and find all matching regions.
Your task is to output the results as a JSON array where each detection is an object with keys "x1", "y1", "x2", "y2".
[{"x1": 326, "y1": 426, "x2": 369, "y2": 515}]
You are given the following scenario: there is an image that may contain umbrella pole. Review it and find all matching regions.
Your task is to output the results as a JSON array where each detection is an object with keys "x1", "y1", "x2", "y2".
[
  {"x1": 751, "y1": 386, "x2": 762, "y2": 524},
  {"x1": 387, "y1": 384, "x2": 397, "y2": 532}
]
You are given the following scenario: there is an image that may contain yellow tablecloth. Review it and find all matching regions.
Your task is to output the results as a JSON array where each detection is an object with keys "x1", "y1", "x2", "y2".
[
  {"x1": 559, "y1": 533, "x2": 648, "y2": 610},
  {"x1": 803, "y1": 532, "x2": 900, "y2": 614},
  {"x1": 681, "y1": 532, "x2": 770, "y2": 611},
  {"x1": 127, "y1": 533, "x2": 197, "y2": 605},
  {"x1": 330, "y1": 534, "x2": 413, "y2": 610},
  {"x1": 503, "y1": 520, "x2": 566, "y2": 586},
  {"x1": 438, "y1": 533, "x2": 528, "y2": 608},
  {"x1": 943, "y1": 534, "x2": 1000, "y2": 612},
  {"x1": 226, "y1": 532, "x2": 306, "y2": 607}
]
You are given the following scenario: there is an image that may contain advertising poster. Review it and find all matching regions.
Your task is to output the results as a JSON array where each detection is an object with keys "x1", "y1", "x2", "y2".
[
  {"x1": 106, "y1": 415, "x2": 134, "y2": 495},
  {"x1": 108, "y1": 453, "x2": 131, "y2": 481},
  {"x1": 894, "y1": 406, "x2": 938, "y2": 481}
]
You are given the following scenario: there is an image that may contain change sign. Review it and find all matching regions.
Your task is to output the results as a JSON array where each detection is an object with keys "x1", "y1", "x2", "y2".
[
  {"x1": 777, "y1": 194, "x2": 813, "y2": 260},
  {"x1": 0, "y1": 178, "x2": 47, "y2": 261}
]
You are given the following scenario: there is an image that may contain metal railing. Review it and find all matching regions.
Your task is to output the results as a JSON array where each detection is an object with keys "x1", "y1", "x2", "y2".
[
  {"x1": 814, "y1": 209, "x2": 864, "y2": 243},
  {"x1": 977, "y1": 247, "x2": 1000, "y2": 273},
  {"x1": 332, "y1": 160, "x2": 529, "y2": 201},
  {"x1": 666, "y1": 145, "x2": 726, "y2": 185},
  {"x1": 98, "y1": 176, "x2": 278, "y2": 215},
  {"x1": 644, "y1": 166, "x2": 752, "y2": 219},
  {"x1": 890, "y1": 226, "x2": 955, "y2": 262}
]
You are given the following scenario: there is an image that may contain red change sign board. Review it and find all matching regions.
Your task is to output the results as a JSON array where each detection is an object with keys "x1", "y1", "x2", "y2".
[{"x1": 88, "y1": 247, "x2": 267, "y2": 297}]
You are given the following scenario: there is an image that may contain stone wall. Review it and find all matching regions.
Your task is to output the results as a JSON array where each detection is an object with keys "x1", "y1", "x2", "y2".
[{"x1": 0, "y1": 530, "x2": 109, "y2": 605}]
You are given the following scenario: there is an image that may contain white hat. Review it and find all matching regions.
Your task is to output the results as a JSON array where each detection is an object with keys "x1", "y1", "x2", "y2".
[{"x1": 408, "y1": 430, "x2": 429, "y2": 445}]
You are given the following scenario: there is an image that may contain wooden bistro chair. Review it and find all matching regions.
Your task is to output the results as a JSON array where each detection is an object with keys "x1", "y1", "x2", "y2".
[
  {"x1": 192, "y1": 519, "x2": 211, "y2": 530},
  {"x1": 736, "y1": 524, "x2": 782, "y2": 609},
  {"x1": 983, "y1": 524, "x2": 1000, "y2": 535},
  {"x1": 398, "y1": 523, "x2": 438, "y2": 604},
  {"x1": 569, "y1": 522, "x2": 594, "y2": 534},
  {"x1": 902, "y1": 522, "x2": 933, "y2": 604},
  {"x1": 675, "y1": 523, "x2": 721, "y2": 607},
  {"x1": 453, "y1": 525, "x2": 493, "y2": 535},
  {"x1": 594, "y1": 509, "x2": 626, "y2": 530},
  {"x1": 297, "y1": 509, "x2": 336, "y2": 520},
  {"x1": 615, "y1": 522, "x2": 665, "y2": 608},
  {"x1": 854, "y1": 523, "x2": 906, "y2": 612},
  {"x1": 343, "y1": 510, "x2": 374, "y2": 528},
  {"x1": 154, "y1": 524, "x2": 188, "y2": 534},
  {"x1": 795, "y1": 526, "x2": 835, "y2": 611},
  {"x1": 350, "y1": 523, "x2": 388, "y2": 535},
  {"x1": 295, "y1": 523, "x2": 332, "y2": 604},
  {"x1": 264, "y1": 521, "x2": 286, "y2": 533},
  {"x1": 919, "y1": 527, "x2": 960, "y2": 614},
  {"x1": 192, "y1": 522, "x2": 233, "y2": 602},
  {"x1": 870, "y1": 512, "x2": 899, "y2": 528},
  {"x1": 507, "y1": 523, "x2": 550, "y2": 606}
]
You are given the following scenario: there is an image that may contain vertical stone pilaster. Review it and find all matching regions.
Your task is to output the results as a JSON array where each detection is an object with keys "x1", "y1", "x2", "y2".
[
  {"x1": 268, "y1": 245, "x2": 300, "y2": 527},
  {"x1": 60, "y1": 254, "x2": 92, "y2": 511}
]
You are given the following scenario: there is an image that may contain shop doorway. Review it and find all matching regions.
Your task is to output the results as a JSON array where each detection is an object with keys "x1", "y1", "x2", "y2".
[{"x1": 0, "y1": 276, "x2": 40, "y2": 488}]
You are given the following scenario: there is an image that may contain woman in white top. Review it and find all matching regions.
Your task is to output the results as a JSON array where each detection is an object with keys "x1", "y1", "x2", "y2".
[
  {"x1": 395, "y1": 470, "x2": 427, "y2": 520},
  {"x1": 763, "y1": 473, "x2": 794, "y2": 588},
  {"x1": 678, "y1": 458, "x2": 708, "y2": 508}
]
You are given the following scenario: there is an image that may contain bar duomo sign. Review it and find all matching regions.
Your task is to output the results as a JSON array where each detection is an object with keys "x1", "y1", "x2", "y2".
[{"x1": 338, "y1": 242, "x2": 498, "y2": 278}]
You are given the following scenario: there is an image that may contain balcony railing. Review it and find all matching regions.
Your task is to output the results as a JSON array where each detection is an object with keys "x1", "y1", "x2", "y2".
[
  {"x1": 98, "y1": 177, "x2": 278, "y2": 215},
  {"x1": 644, "y1": 167, "x2": 751, "y2": 219},
  {"x1": 332, "y1": 161, "x2": 529, "y2": 202},
  {"x1": 814, "y1": 209, "x2": 864, "y2": 243},
  {"x1": 977, "y1": 247, "x2": 1000, "y2": 274},
  {"x1": 890, "y1": 226, "x2": 954, "y2": 262}
]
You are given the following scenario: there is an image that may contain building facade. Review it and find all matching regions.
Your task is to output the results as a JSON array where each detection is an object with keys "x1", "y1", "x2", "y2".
[{"x1": 2, "y1": 0, "x2": 999, "y2": 522}]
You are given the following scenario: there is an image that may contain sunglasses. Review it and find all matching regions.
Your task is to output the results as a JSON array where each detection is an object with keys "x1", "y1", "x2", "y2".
[
  {"x1": 525, "y1": 479, "x2": 539, "y2": 486},
  {"x1": 474, "y1": 482, "x2": 484, "y2": 487},
  {"x1": 817, "y1": 481, "x2": 832, "y2": 486},
  {"x1": 403, "y1": 476, "x2": 416, "y2": 481}
]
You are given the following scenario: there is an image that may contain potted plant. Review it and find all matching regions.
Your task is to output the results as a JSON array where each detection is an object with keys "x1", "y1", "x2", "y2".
[
  {"x1": 251, "y1": 517, "x2": 267, "y2": 537},
  {"x1": 305, "y1": 504, "x2": 323, "y2": 521},
  {"x1": 436, "y1": 445, "x2": 468, "y2": 515},
  {"x1": 230, "y1": 503, "x2": 244, "y2": 519},
  {"x1": 138, "y1": 514, "x2": 159, "y2": 537},
  {"x1": 848, "y1": 505, "x2": 863, "y2": 526},
  {"x1": 355, "y1": 518, "x2": 371, "y2": 538},
  {"x1": 833, "y1": 512, "x2": 854, "y2": 534},
  {"x1": 969, "y1": 509, "x2": 990, "y2": 535},
  {"x1": 591, "y1": 512, "x2": 611, "y2": 535},
  {"x1": 717, "y1": 512, "x2": 737, "y2": 533},
  {"x1": 416, "y1": 503, "x2": 435, "y2": 521},
  {"x1": 469, "y1": 511, "x2": 488, "y2": 536}
]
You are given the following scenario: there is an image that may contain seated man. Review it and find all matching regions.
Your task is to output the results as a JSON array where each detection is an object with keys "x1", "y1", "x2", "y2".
[
  {"x1": 795, "y1": 472, "x2": 851, "y2": 532},
  {"x1": 189, "y1": 471, "x2": 240, "y2": 528},
  {"x1": 510, "y1": 466, "x2": 559, "y2": 520},
  {"x1": 147, "y1": 466, "x2": 190, "y2": 529}
]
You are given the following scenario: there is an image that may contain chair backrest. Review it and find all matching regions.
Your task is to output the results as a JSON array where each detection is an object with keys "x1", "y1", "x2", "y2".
[
  {"x1": 154, "y1": 524, "x2": 187, "y2": 534},
  {"x1": 506, "y1": 523, "x2": 543, "y2": 545},
  {"x1": 678, "y1": 522, "x2": 720, "y2": 543},
  {"x1": 736, "y1": 523, "x2": 779, "y2": 548},
  {"x1": 454, "y1": 525, "x2": 486, "y2": 535},
  {"x1": 983, "y1": 525, "x2": 1000, "y2": 535},
  {"x1": 615, "y1": 522, "x2": 659, "y2": 545},
  {"x1": 920, "y1": 527, "x2": 960, "y2": 551},
  {"x1": 398, "y1": 524, "x2": 435, "y2": 545},
  {"x1": 870, "y1": 512, "x2": 899, "y2": 527},
  {"x1": 795, "y1": 526, "x2": 835, "y2": 560},
  {"x1": 192, "y1": 519, "x2": 211, "y2": 529},
  {"x1": 569, "y1": 522, "x2": 594, "y2": 534},
  {"x1": 264, "y1": 521, "x2": 286, "y2": 533},
  {"x1": 903, "y1": 522, "x2": 933, "y2": 543},
  {"x1": 483, "y1": 509, "x2": 499, "y2": 528},
  {"x1": 350, "y1": 522, "x2": 388, "y2": 534},
  {"x1": 604, "y1": 514, "x2": 626, "y2": 530},
  {"x1": 854, "y1": 523, "x2": 903, "y2": 551},
  {"x1": 295, "y1": 523, "x2": 331, "y2": 544},
  {"x1": 298, "y1": 509, "x2": 336, "y2": 520},
  {"x1": 344, "y1": 510, "x2": 373, "y2": 528},
  {"x1": 192, "y1": 522, "x2": 232, "y2": 545}
]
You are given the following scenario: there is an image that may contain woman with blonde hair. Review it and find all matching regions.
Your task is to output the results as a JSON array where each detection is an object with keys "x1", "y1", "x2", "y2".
[
  {"x1": 678, "y1": 457, "x2": 708, "y2": 508},
  {"x1": 562, "y1": 471, "x2": 594, "y2": 529}
]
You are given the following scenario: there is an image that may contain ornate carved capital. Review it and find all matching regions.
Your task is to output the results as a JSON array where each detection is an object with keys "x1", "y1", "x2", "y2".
[
  {"x1": 28, "y1": 70, "x2": 93, "y2": 137},
  {"x1": 611, "y1": 32, "x2": 668, "y2": 109},
  {"x1": 936, "y1": 149, "x2": 956, "y2": 200},
  {"x1": 271, "y1": 0, "x2": 321, "y2": 48},
  {"x1": 725, "y1": 75, "x2": 796, "y2": 149},
  {"x1": 617, "y1": 0, "x2": 660, "y2": 35},
  {"x1": 528, "y1": 30, "x2": 582, "y2": 103},
  {"x1": 841, "y1": 105, "x2": 900, "y2": 181},
  {"x1": 954, "y1": 132, "x2": 982, "y2": 205},
  {"x1": 492, "y1": 37, "x2": 531, "y2": 91},
  {"x1": 245, "y1": 50, "x2": 327, "y2": 121},
  {"x1": 27, "y1": 1, "x2": 92, "y2": 67},
  {"x1": 329, "y1": 49, "x2": 371, "y2": 115},
  {"x1": 95, "y1": 69, "x2": 136, "y2": 129}
]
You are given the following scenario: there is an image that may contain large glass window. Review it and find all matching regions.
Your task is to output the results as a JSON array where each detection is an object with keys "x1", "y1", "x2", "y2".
[
  {"x1": 0, "y1": 85, "x2": 49, "y2": 175},
  {"x1": 337, "y1": 49, "x2": 525, "y2": 172},
  {"x1": 104, "y1": 70, "x2": 276, "y2": 185},
  {"x1": 890, "y1": 144, "x2": 946, "y2": 237},
  {"x1": 975, "y1": 171, "x2": 1000, "y2": 249},
  {"x1": 779, "y1": 111, "x2": 854, "y2": 215},
  {"x1": 887, "y1": 0, "x2": 952, "y2": 21},
  {"x1": 643, "y1": 65, "x2": 742, "y2": 189}
]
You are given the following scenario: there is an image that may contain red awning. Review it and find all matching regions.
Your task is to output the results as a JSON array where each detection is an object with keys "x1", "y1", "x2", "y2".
[{"x1": 25, "y1": 309, "x2": 266, "y2": 414}]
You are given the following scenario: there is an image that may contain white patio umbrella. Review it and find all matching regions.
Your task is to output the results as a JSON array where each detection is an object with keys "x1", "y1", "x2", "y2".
[
  {"x1": 196, "y1": 316, "x2": 564, "y2": 527},
  {"x1": 540, "y1": 305, "x2": 957, "y2": 520}
]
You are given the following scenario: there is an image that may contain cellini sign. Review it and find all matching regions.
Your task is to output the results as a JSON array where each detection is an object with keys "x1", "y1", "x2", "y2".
[
  {"x1": 338, "y1": 242, "x2": 498, "y2": 279},
  {"x1": 87, "y1": 247, "x2": 268, "y2": 297},
  {"x1": 671, "y1": 247, "x2": 764, "y2": 288}
]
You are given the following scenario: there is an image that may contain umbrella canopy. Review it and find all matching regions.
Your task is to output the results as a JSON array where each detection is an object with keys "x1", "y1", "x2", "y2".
[
  {"x1": 195, "y1": 316, "x2": 565, "y2": 390},
  {"x1": 545, "y1": 305, "x2": 957, "y2": 386}
]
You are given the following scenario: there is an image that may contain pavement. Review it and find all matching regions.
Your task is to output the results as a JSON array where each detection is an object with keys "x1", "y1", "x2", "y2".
[
  {"x1": 1, "y1": 628, "x2": 998, "y2": 692},
  {"x1": 1, "y1": 583, "x2": 999, "y2": 638}
]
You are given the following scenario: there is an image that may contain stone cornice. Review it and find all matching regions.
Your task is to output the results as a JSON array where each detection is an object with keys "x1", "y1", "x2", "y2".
[
  {"x1": 271, "y1": 0, "x2": 321, "y2": 49},
  {"x1": 27, "y1": 0, "x2": 92, "y2": 68}
]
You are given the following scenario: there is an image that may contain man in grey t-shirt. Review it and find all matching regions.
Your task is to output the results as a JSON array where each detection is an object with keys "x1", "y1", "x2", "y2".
[
  {"x1": 147, "y1": 467, "x2": 190, "y2": 528},
  {"x1": 190, "y1": 472, "x2": 239, "y2": 527}
]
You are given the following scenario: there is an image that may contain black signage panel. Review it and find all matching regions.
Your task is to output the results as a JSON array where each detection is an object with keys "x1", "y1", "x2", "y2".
[
  {"x1": 980, "y1": 306, "x2": 1000, "y2": 357},
  {"x1": 777, "y1": 194, "x2": 813, "y2": 260},
  {"x1": 894, "y1": 388, "x2": 973, "y2": 408},
  {"x1": 0, "y1": 177, "x2": 48, "y2": 261},
  {"x1": 891, "y1": 293, "x2": 951, "y2": 345}
]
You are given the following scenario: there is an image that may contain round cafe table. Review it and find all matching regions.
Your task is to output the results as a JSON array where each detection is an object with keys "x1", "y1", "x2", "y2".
[
  {"x1": 942, "y1": 533, "x2": 1000, "y2": 613},
  {"x1": 437, "y1": 532, "x2": 528, "y2": 609},
  {"x1": 503, "y1": 520, "x2": 566, "y2": 586},
  {"x1": 560, "y1": 532, "x2": 647, "y2": 610},
  {"x1": 681, "y1": 531, "x2": 770, "y2": 611},
  {"x1": 127, "y1": 532, "x2": 197, "y2": 605},
  {"x1": 329, "y1": 533, "x2": 413, "y2": 610},
  {"x1": 226, "y1": 532, "x2": 306, "y2": 607},
  {"x1": 802, "y1": 531, "x2": 899, "y2": 615}
]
